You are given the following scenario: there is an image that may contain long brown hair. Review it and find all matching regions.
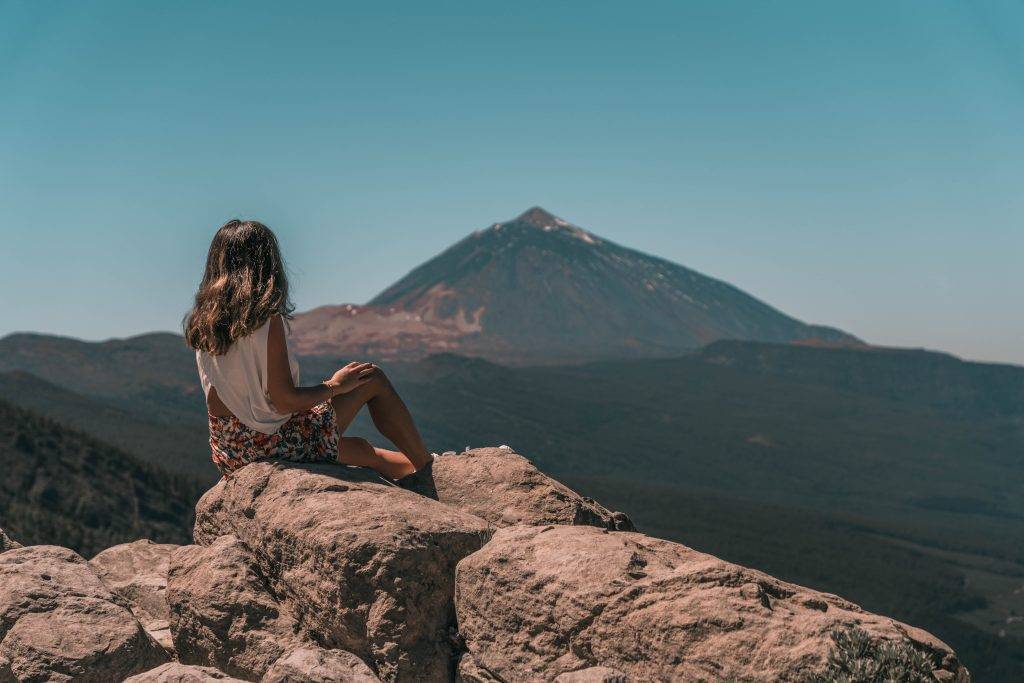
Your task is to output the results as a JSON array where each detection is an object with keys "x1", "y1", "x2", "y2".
[{"x1": 184, "y1": 219, "x2": 294, "y2": 355}]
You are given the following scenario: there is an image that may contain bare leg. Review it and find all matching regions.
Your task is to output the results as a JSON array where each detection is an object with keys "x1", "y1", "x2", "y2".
[
  {"x1": 331, "y1": 368, "x2": 432, "y2": 471},
  {"x1": 337, "y1": 436, "x2": 415, "y2": 480}
]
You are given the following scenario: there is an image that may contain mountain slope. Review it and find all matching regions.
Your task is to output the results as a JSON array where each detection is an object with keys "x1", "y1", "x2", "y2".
[
  {"x1": 0, "y1": 331, "x2": 204, "y2": 425},
  {"x1": 0, "y1": 399, "x2": 205, "y2": 556},
  {"x1": 383, "y1": 350, "x2": 1024, "y2": 529},
  {"x1": 696, "y1": 339, "x2": 1024, "y2": 419},
  {"x1": 0, "y1": 371, "x2": 216, "y2": 481},
  {"x1": 291, "y1": 207, "x2": 858, "y2": 363}
]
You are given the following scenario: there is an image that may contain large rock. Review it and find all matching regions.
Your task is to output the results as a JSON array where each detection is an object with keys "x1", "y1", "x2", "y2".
[
  {"x1": 0, "y1": 528, "x2": 20, "y2": 553},
  {"x1": 425, "y1": 448, "x2": 633, "y2": 530},
  {"x1": 124, "y1": 662, "x2": 247, "y2": 682},
  {"x1": 167, "y1": 535, "x2": 300, "y2": 679},
  {"x1": 262, "y1": 647, "x2": 381, "y2": 682},
  {"x1": 193, "y1": 461, "x2": 492, "y2": 681},
  {"x1": 553, "y1": 666, "x2": 629, "y2": 683},
  {"x1": 0, "y1": 545, "x2": 168, "y2": 681},
  {"x1": 90, "y1": 539, "x2": 179, "y2": 653},
  {"x1": 455, "y1": 524, "x2": 970, "y2": 682}
]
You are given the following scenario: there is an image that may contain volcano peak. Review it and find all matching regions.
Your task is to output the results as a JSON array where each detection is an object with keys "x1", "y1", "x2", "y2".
[
  {"x1": 514, "y1": 206, "x2": 564, "y2": 227},
  {"x1": 295, "y1": 209, "x2": 858, "y2": 363}
]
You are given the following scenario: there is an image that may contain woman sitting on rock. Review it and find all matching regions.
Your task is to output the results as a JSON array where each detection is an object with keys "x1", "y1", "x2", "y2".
[{"x1": 184, "y1": 219, "x2": 433, "y2": 485}]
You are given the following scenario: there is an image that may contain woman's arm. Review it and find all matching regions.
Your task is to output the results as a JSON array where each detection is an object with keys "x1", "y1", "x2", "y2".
[{"x1": 266, "y1": 315, "x2": 374, "y2": 413}]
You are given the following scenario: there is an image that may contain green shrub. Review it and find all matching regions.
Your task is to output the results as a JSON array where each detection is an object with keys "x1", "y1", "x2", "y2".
[{"x1": 807, "y1": 627, "x2": 935, "y2": 683}]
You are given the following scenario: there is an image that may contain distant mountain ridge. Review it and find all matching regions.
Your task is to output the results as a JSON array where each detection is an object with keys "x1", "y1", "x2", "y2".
[
  {"x1": 696, "y1": 340, "x2": 1024, "y2": 420},
  {"x1": 290, "y1": 207, "x2": 859, "y2": 363},
  {"x1": 0, "y1": 331, "x2": 202, "y2": 425}
]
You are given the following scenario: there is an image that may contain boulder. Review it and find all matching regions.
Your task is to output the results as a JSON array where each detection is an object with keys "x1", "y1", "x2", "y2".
[
  {"x1": 455, "y1": 524, "x2": 970, "y2": 682},
  {"x1": 453, "y1": 653, "x2": 499, "y2": 682},
  {"x1": 193, "y1": 461, "x2": 491, "y2": 682},
  {"x1": 167, "y1": 535, "x2": 300, "y2": 679},
  {"x1": 425, "y1": 448, "x2": 633, "y2": 530},
  {"x1": 554, "y1": 666, "x2": 629, "y2": 682},
  {"x1": 90, "y1": 539, "x2": 179, "y2": 653},
  {"x1": 0, "y1": 545, "x2": 168, "y2": 681},
  {"x1": 124, "y1": 662, "x2": 247, "y2": 682},
  {"x1": 262, "y1": 647, "x2": 381, "y2": 682},
  {"x1": 0, "y1": 528, "x2": 20, "y2": 553}
]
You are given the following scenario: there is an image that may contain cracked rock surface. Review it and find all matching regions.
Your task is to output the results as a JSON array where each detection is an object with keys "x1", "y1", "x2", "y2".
[
  {"x1": 423, "y1": 447, "x2": 634, "y2": 531},
  {"x1": 0, "y1": 545, "x2": 167, "y2": 682},
  {"x1": 454, "y1": 524, "x2": 969, "y2": 682},
  {"x1": 123, "y1": 662, "x2": 248, "y2": 682},
  {"x1": 90, "y1": 539, "x2": 179, "y2": 654},
  {"x1": 193, "y1": 461, "x2": 490, "y2": 681}
]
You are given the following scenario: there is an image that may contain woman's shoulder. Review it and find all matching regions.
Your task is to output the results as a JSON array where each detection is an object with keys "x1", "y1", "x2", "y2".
[
  {"x1": 265, "y1": 313, "x2": 294, "y2": 350},
  {"x1": 266, "y1": 313, "x2": 289, "y2": 336}
]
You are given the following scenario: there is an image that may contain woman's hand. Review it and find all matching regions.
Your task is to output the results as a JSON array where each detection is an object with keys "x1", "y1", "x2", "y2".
[{"x1": 325, "y1": 361, "x2": 377, "y2": 396}]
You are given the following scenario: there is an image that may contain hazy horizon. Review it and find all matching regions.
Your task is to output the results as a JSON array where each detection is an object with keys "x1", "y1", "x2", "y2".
[{"x1": 2, "y1": 1, "x2": 1022, "y2": 364}]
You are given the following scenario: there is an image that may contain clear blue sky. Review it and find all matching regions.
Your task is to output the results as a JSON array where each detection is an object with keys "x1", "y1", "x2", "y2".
[{"x1": 2, "y1": 1, "x2": 1021, "y2": 364}]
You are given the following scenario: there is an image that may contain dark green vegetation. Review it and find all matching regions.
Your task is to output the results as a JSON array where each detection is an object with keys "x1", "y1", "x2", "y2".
[
  {"x1": 2, "y1": 331, "x2": 1022, "y2": 679},
  {"x1": 806, "y1": 627, "x2": 936, "y2": 683},
  {"x1": 697, "y1": 339, "x2": 1024, "y2": 420},
  {"x1": 0, "y1": 371, "x2": 214, "y2": 482},
  {"x1": 0, "y1": 399, "x2": 205, "y2": 557}
]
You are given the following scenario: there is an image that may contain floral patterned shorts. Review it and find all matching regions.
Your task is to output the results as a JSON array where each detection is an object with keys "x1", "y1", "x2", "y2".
[{"x1": 208, "y1": 402, "x2": 340, "y2": 477}]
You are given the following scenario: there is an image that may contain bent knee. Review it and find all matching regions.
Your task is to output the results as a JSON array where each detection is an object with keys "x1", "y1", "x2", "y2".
[{"x1": 366, "y1": 366, "x2": 394, "y2": 391}]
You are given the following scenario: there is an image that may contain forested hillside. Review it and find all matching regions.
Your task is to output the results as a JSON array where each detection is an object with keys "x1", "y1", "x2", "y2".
[{"x1": 0, "y1": 399, "x2": 205, "y2": 556}]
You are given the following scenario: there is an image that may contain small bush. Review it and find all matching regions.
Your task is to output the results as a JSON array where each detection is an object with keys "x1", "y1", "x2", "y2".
[{"x1": 807, "y1": 627, "x2": 935, "y2": 683}]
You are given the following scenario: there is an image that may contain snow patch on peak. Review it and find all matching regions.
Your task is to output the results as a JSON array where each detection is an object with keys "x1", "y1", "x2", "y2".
[{"x1": 571, "y1": 227, "x2": 599, "y2": 245}]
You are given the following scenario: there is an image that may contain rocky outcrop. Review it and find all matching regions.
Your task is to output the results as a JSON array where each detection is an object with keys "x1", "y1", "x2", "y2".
[
  {"x1": 89, "y1": 539, "x2": 179, "y2": 653},
  {"x1": 0, "y1": 545, "x2": 167, "y2": 681},
  {"x1": 123, "y1": 662, "x2": 248, "y2": 682},
  {"x1": 262, "y1": 647, "x2": 380, "y2": 682},
  {"x1": 422, "y1": 447, "x2": 633, "y2": 530},
  {"x1": 0, "y1": 448, "x2": 971, "y2": 682},
  {"x1": 455, "y1": 524, "x2": 969, "y2": 682},
  {"x1": 193, "y1": 461, "x2": 491, "y2": 681},
  {"x1": 552, "y1": 667, "x2": 629, "y2": 683},
  {"x1": 0, "y1": 528, "x2": 20, "y2": 553},
  {"x1": 167, "y1": 535, "x2": 297, "y2": 678}
]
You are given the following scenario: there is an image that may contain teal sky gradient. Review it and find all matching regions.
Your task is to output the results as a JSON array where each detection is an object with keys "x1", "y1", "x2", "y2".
[{"x1": 1, "y1": 1, "x2": 1022, "y2": 363}]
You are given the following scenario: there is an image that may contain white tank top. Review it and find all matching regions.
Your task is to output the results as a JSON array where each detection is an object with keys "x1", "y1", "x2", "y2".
[{"x1": 195, "y1": 317, "x2": 301, "y2": 434}]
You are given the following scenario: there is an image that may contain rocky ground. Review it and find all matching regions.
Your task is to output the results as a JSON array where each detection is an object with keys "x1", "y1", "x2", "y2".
[{"x1": 0, "y1": 447, "x2": 970, "y2": 682}]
